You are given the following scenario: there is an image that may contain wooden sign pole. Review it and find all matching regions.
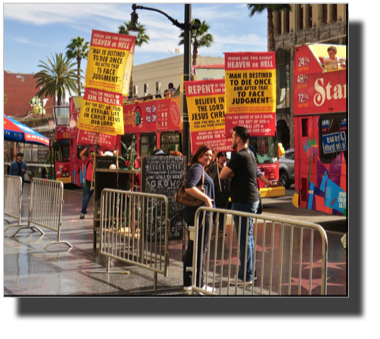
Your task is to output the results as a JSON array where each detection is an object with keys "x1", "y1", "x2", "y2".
[{"x1": 90, "y1": 133, "x2": 98, "y2": 191}]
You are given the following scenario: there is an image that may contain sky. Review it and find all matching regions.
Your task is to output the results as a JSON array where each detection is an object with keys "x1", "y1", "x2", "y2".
[{"x1": 3, "y1": 2, "x2": 268, "y2": 74}]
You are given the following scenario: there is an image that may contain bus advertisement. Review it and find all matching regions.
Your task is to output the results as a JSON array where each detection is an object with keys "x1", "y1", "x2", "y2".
[{"x1": 292, "y1": 44, "x2": 346, "y2": 216}]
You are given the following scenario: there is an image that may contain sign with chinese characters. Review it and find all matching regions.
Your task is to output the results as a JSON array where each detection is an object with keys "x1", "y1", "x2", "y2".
[
  {"x1": 185, "y1": 79, "x2": 232, "y2": 152},
  {"x1": 224, "y1": 52, "x2": 276, "y2": 138},
  {"x1": 157, "y1": 97, "x2": 181, "y2": 132},
  {"x1": 77, "y1": 129, "x2": 117, "y2": 148},
  {"x1": 123, "y1": 97, "x2": 182, "y2": 134}
]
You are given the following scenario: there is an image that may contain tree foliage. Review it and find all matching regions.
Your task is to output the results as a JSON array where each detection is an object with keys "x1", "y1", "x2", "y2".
[
  {"x1": 118, "y1": 21, "x2": 150, "y2": 98},
  {"x1": 179, "y1": 20, "x2": 213, "y2": 66},
  {"x1": 34, "y1": 53, "x2": 78, "y2": 106},
  {"x1": 65, "y1": 36, "x2": 89, "y2": 96},
  {"x1": 118, "y1": 22, "x2": 150, "y2": 46},
  {"x1": 247, "y1": 4, "x2": 292, "y2": 51}
]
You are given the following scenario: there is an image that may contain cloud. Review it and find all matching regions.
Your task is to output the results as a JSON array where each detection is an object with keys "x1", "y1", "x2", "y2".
[{"x1": 6, "y1": 35, "x2": 45, "y2": 47}]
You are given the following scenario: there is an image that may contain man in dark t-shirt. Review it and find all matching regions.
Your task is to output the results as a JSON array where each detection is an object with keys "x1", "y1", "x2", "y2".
[{"x1": 220, "y1": 126, "x2": 259, "y2": 285}]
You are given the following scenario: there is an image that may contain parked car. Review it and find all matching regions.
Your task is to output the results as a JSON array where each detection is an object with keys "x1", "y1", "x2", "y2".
[{"x1": 279, "y1": 148, "x2": 294, "y2": 189}]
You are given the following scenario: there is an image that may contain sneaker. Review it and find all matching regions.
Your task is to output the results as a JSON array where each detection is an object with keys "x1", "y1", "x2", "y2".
[
  {"x1": 199, "y1": 285, "x2": 215, "y2": 295},
  {"x1": 80, "y1": 214, "x2": 85, "y2": 219},
  {"x1": 229, "y1": 274, "x2": 253, "y2": 286},
  {"x1": 183, "y1": 286, "x2": 192, "y2": 291}
]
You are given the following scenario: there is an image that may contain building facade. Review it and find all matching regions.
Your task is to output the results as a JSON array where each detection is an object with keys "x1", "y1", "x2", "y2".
[
  {"x1": 273, "y1": 4, "x2": 347, "y2": 149},
  {"x1": 132, "y1": 55, "x2": 224, "y2": 97},
  {"x1": 4, "y1": 70, "x2": 56, "y2": 117}
]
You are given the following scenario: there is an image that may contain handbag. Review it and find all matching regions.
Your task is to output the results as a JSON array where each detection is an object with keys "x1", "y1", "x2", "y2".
[
  {"x1": 175, "y1": 165, "x2": 205, "y2": 207},
  {"x1": 248, "y1": 150, "x2": 263, "y2": 214}
]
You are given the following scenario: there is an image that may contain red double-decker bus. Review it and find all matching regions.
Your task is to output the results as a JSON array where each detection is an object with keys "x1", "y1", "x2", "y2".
[
  {"x1": 60, "y1": 94, "x2": 182, "y2": 187},
  {"x1": 292, "y1": 44, "x2": 347, "y2": 216}
]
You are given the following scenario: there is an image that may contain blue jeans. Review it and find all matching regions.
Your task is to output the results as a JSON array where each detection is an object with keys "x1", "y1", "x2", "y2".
[
  {"x1": 231, "y1": 201, "x2": 260, "y2": 282},
  {"x1": 81, "y1": 181, "x2": 94, "y2": 214},
  {"x1": 214, "y1": 200, "x2": 229, "y2": 231}
]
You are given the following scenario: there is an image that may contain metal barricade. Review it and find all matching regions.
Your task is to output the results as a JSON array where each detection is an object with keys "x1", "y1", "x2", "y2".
[
  {"x1": 4, "y1": 175, "x2": 22, "y2": 232},
  {"x1": 190, "y1": 207, "x2": 328, "y2": 296},
  {"x1": 11, "y1": 178, "x2": 72, "y2": 250},
  {"x1": 99, "y1": 189, "x2": 170, "y2": 290}
]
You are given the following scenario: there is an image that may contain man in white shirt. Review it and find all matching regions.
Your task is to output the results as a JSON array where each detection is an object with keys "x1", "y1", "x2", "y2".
[{"x1": 323, "y1": 46, "x2": 346, "y2": 70}]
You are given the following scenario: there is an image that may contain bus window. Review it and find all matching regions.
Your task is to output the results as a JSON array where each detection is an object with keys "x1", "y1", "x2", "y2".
[
  {"x1": 54, "y1": 106, "x2": 70, "y2": 126},
  {"x1": 249, "y1": 136, "x2": 278, "y2": 164},
  {"x1": 121, "y1": 134, "x2": 136, "y2": 157},
  {"x1": 56, "y1": 140, "x2": 70, "y2": 162},
  {"x1": 319, "y1": 113, "x2": 347, "y2": 163},
  {"x1": 140, "y1": 134, "x2": 156, "y2": 157},
  {"x1": 160, "y1": 132, "x2": 181, "y2": 153}
]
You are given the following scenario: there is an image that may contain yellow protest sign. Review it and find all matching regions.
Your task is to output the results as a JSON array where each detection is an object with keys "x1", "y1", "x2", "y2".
[
  {"x1": 185, "y1": 79, "x2": 232, "y2": 152},
  {"x1": 78, "y1": 88, "x2": 124, "y2": 136},
  {"x1": 85, "y1": 30, "x2": 135, "y2": 96},
  {"x1": 225, "y1": 52, "x2": 276, "y2": 137}
]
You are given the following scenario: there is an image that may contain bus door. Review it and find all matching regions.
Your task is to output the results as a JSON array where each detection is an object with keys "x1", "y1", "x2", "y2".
[
  {"x1": 54, "y1": 139, "x2": 71, "y2": 182},
  {"x1": 295, "y1": 116, "x2": 316, "y2": 209}
]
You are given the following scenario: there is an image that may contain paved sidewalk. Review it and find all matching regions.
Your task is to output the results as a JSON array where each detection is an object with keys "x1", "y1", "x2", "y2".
[{"x1": 4, "y1": 183, "x2": 347, "y2": 296}]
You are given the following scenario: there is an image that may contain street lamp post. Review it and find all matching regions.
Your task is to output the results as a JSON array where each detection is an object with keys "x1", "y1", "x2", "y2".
[{"x1": 128, "y1": 4, "x2": 200, "y2": 161}]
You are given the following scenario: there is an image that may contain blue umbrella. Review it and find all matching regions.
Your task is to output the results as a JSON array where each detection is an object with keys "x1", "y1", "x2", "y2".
[{"x1": 4, "y1": 115, "x2": 50, "y2": 146}]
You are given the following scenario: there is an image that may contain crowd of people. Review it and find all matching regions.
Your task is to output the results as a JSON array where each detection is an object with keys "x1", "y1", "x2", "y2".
[
  {"x1": 182, "y1": 126, "x2": 273, "y2": 291},
  {"x1": 76, "y1": 126, "x2": 270, "y2": 292},
  {"x1": 128, "y1": 86, "x2": 177, "y2": 104}
]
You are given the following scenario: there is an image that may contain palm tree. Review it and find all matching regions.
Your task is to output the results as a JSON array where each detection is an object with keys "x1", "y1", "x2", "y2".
[
  {"x1": 34, "y1": 53, "x2": 78, "y2": 106},
  {"x1": 118, "y1": 21, "x2": 150, "y2": 98},
  {"x1": 178, "y1": 20, "x2": 213, "y2": 66},
  {"x1": 65, "y1": 36, "x2": 89, "y2": 96},
  {"x1": 247, "y1": 4, "x2": 292, "y2": 51}
]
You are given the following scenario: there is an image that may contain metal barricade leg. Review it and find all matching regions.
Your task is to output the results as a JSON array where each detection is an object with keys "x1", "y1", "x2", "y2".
[
  {"x1": 4, "y1": 175, "x2": 23, "y2": 233},
  {"x1": 9, "y1": 178, "x2": 73, "y2": 252}
]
